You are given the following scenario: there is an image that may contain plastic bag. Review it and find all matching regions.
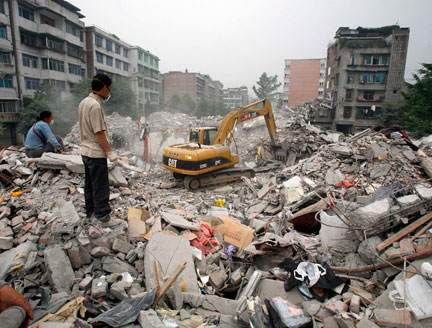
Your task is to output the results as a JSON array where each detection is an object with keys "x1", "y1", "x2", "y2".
[{"x1": 271, "y1": 297, "x2": 311, "y2": 328}]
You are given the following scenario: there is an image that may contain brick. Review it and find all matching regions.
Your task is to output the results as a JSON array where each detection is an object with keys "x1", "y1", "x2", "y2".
[
  {"x1": 0, "y1": 227, "x2": 13, "y2": 237},
  {"x1": 79, "y1": 276, "x2": 93, "y2": 290},
  {"x1": 374, "y1": 309, "x2": 412, "y2": 328},
  {"x1": 91, "y1": 277, "x2": 107, "y2": 298},
  {"x1": 112, "y1": 238, "x2": 133, "y2": 254},
  {"x1": 22, "y1": 223, "x2": 33, "y2": 233},
  {"x1": 324, "y1": 297, "x2": 348, "y2": 314},
  {"x1": 11, "y1": 215, "x2": 24, "y2": 227}
]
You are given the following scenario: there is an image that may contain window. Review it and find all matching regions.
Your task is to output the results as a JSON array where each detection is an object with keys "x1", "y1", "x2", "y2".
[
  {"x1": 43, "y1": 36, "x2": 63, "y2": 51},
  {"x1": 20, "y1": 31, "x2": 36, "y2": 46},
  {"x1": 0, "y1": 102, "x2": 16, "y2": 113},
  {"x1": 0, "y1": 74, "x2": 13, "y2": 88},
  {"x1": 320, "y1": 73, "x2": 324, "y2": 77},
  {"x1": 375, "y1": 72, "x2": 387, "y2": 83},
  {"x1": 320, "y1": 63, "x2": 325, "y2": 68},
  {"x1": 1, "y1": 52, "x2": 10, "y2": 64},
  {"x1": 106, "y1": 39, "x2": 112, "y2": 51},
  {"x1": 360, "y1": 73, "x2": 372, "y2": 83},
  {"x1": 150, "y1": 57, "x2": 154, "y2": 66},
  {"x1": 96, "y1": 51, "x2": 103, "y2": 63},
  {"x1": 350, "y1": 53, "x2": 355, "y2": 65},
  {"x1": 115, "y1": 59, "x2": 121, "y2": 69},
  {"x1": 363, "y1": 90, "x2": 375, "y2": 100},
  {"x1": 0, "y1": 26, "x2": 6, "y2": 39},
  {"x1": 95, "y1": 34, "x2": 102, "y2": 47},
  {"x1": 0, "y1": 0, "x2": 4, "y2": 14},
  {"x1": 285, "y1": 64, "x2": 290, "y2": 69},
  {"x1": 123, "y1": 48, "x2": 128, "y2": 58},
  {"x1": 347, "y1": 73, "x2": 354, "y2": 84},
  {"x1": 318, "y1": 90, "x2": 324, "y2": 96},
  {"x1": 356, "y1": 106, "x2": 382, "y2": 118},
  {"x1": 123, "y1": 62, "x2": 128, "y2": 71},
  {"x1": 40, "y1": 14, "x2": 55, "y2": 27},
  {"x1": 319, "y1": 82, "x2": 324, "y2": 87},
  {"x1": 115, "y1": 43, "x2": 121, "y2": 54},
  {"x1": 346, "y1": 89, "x2": 353, "y2": 101},
  {"x1": 68, "y1": 63, "x2": 81, "y2": 75},
  {"x1": 65, "y1": 21, "x2": 81, "y2": 38},
  {"x1": 18, "y1": 3, "x2": 34, "y2": 21},
  {"x1": 363, "y1": 54, "x2": 389, "y2": 66},
  {"x1": 106, "y1": 55, "x2": 113, "y2": 66},
  {"x1": 67, "y1": 43, "x2": 82, "y2": 58},
  {"x1": 41, "y1": 58, "x2": 64, "y2": 72},
  {"x1": 144, "y1": 53, "x2": 148, "y2": 62},
  {"x1": 155, "y1": 59, "x2": 159, "y2": 68},
  {"x1": 25, "y1": 77, "x2": 40, "y2": 90},
  {"x1": 22, "y1": 54, "x2": 38, "y2": 68},
  {"x1": 81, "y1": 68, "x2": 85, "y2": 76},
  {"x1": 44, "y1": 79, "x2": 65, "y2": 91},
  {"x1": 138, "y1": 51, "x2": 143, "y2": 60},
  {"x1": 343, "y1": 107, "x2": 352, "y2": 119}
]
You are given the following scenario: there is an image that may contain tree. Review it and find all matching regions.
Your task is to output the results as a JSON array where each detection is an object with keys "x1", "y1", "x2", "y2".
[
  {"x1": 18, "y1": 81, "x2": 59, "y2": 134},
  {"x1": 182, "y1": 94, "x2": 196, "y2": 113},
  {"x1": 104, "y1": 78, "x2": 138, "y2": 119},
  {"x1": 379, "y1": 63, "x2": 432, "y2": 137},
  {"x1": 252, "y1": 73, "x2": 281, "y2": 102}
]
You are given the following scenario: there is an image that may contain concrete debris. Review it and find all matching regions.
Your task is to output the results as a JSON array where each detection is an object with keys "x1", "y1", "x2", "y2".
[{"x1": 0, "y1": 109, "x2": 431, "y2": 327}]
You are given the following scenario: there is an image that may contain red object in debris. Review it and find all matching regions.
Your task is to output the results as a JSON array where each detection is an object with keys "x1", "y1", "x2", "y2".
[
  {"x1": 190, "y1": 223, "x2": 218, "y2": 254},
  {"x1": 335, "y1": 180, "x2": 355, "y2": 189}
]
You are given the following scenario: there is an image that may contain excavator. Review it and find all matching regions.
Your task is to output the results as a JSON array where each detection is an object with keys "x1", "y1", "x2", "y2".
[{"x1": 162, "y1": 98, "x2": 281, "y2": 189}]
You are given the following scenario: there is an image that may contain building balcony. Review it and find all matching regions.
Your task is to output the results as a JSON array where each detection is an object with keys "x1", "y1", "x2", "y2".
[
  {"x1": 38, "y1": 24, "x2": 66, "y2": 40},
  {"x1": 357, "y1": 97, "x2": 385, "y2": 102},
  {"x1": 0, "y1": 63, "x2": 15, "y2": 74}
]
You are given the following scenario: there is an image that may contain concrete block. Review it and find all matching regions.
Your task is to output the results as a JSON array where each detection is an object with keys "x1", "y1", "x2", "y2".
[
  {"x1": 324, "y1": 296, "x2": 348, "y2": 314},
  {"x1": 110, "y1": 284, "x2": 128, "y2": 300},
  {"x1": 323, "y1": 317, "x2": 339, "y2": 328},
  {"x1": 353, "y1": 198, "x2": 392, "y2": 229},
  {"x1": 414, "y1": 184, "x2": 432, "y2": 200},
  {"x1": 91, "y1": 246, "x2": 111, "y2": 257},
  {"x1": 112, "y1": 238, "x2": 133, "y2": 254},
  {"x1": 109, "y1": 166, "x2": 128, "y2": 187},
  {"x1": 358, "y1": 236, "x2": 382, "y2": 264},
  {"x1": 182, "y1": 293, "x2": 239, "y2": 316},
  {"x1": 0, "y1": 236, "x2": 13, "y2": 250},
  {"x1": 102, "y1": 256, "x2": 138, "y2": 276},
  {"x1": 44, "y1": 245, "x2": 75, "y2": 293},
  {"x1": 255, "y1": 279, "x2": 305, "y2": 305},
  {"x1": 91, "y1": 277, "x2": 107, "y2": 298},
  {"x1": 350, "y1": 294, "x2": 361, "y2": 314},
  {"x1": 144, "y1": 232, "x2": 199, "y2": 294},
  {"x1": 138, "y1": 309, "x2": 165, "y2": 328},
  {"x1": 79, "y1": 276, "x2": 93, "y2": 290},
  {"x1": 67, "y1": 246, "x2": 92, "y2": 269}
]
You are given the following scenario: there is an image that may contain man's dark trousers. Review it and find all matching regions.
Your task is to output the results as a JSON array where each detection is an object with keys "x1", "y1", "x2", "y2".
[{"x1": 82, "y1": 156, "x2": 111, "y2": 221}]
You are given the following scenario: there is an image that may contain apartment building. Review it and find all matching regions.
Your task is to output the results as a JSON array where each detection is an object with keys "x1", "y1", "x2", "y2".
[
  {"x1": 129, "y1": 46, "x2": 160, "y2": 111},
  {"x1": 316, "y1": 26, "x2": 409, "y2": 134},
  {"x1": 283, "y1": 58, "x2": 326, "y2": 107},
  {"x1": 223, "y1": 86, "x2": 249, "y2": 109},
  {"x1": 163, "y1": 71, "x2": 223, "y2": 105},
  {"x1": 0, "y1": 0, "x2": 85, "y2": 144},
  {"x1": 85, "y1": 25, "x2": 130, "y2": 81}
]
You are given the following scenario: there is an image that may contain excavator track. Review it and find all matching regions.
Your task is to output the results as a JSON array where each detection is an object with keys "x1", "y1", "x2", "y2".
[{"x1": 182, "y1": 167, "x2": 255, "y2": 190}]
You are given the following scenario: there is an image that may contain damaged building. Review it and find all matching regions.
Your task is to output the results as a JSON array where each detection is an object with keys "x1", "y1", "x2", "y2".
[{"x1": 312, "y1": 25, "x2": 410, "y2": 134}]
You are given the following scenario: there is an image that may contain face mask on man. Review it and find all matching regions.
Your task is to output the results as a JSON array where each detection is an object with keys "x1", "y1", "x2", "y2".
[
  {"x1": 102, "y1": 94, "x2": 111, "y2": 103},
  {"x1": 50, "y1": 119, "x2": 54, "y2": 126}
]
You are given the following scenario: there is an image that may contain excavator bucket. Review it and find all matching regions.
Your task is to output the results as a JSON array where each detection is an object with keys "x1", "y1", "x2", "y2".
[{"x1": 272, "y1": 145, "x2": 287, "y2": 161}]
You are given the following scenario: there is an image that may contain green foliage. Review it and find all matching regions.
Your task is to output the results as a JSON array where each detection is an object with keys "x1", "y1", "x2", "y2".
[
  {"x1": 194, "y1": 98, "x2": 227, "y2": 118},
  {"x1": 252, "y1": 73, "x2": 281, "y2": 101},
  {"x1": 379, "y1": 63, "x2": 432, "y2": 138},
  {"x1": 357, "y1": 25, "x2": 400, "y2": 37},
  {"x1": 104, "y1": 78, "x2": 138, "y2": 119},
  {"x1": 0, "y1": 123, "x2": 6, "y2": 136},
  {"x1": 18, "y1": 81, "x2": 59, "y2": 134},
  {"x1": 341, "y1": 39, "x2": 387, "y2": 49}
]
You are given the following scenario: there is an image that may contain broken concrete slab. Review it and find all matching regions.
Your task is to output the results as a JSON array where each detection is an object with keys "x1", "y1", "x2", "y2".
[
  {"x1": 0, "y1": 241, "x2": 36, "y2": 280},
  {"x1": 102, "y1": 256, "x2": 138, "y2": 276},
  {"x1": 255, "y1": 279, "x2": 304, "y2": 304},
  {"x1": 353, "y1": 198, "x2": 392, "y2": 229},
  {"x1": 160, "y1": 211, "x2": 199, "y2": 231},
  {"x1": 144, "y1": 232, "x2": 199, "y2": 294},
  {"x1": 325, "y1": 169, "x2": 344, "y2": 185},
  {"x1": 44, "y1": 245, "x2": 75, "y2": 293},
  {"x1": 32, "y1": 153, "x2": 84, "y2": 173},
  {"x1": 370, "y1": 164, "x2": 391, "y2": 179},
  {"x1": 138, "y1": 309, "x2": 165, "y2": 328},
  {"x1": 415, "y1": 184, "x2": 432, "y2": 200},
  {"x1": 374, "y1": 309, "x2": 412, "y2": 328},
  {"x1": 109, "y1": 166, "x2": 128, "y2": 187},
  {"x1": 182, "y1": 292, "x2": 239, "y2": 316}
]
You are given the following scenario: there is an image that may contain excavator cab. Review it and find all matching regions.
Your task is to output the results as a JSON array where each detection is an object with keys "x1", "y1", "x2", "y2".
[{"x1": 189, "y1": 127, "x2": 218, "y2": 145}]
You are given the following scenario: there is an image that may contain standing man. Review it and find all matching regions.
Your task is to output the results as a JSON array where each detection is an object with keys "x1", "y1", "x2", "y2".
[{"x1": 78, "y1": 74, "x2": 122, "y2": 227}]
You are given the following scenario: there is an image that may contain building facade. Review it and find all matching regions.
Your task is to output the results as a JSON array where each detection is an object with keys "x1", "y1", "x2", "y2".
[
  {"x1": 283, "y1": 58, "x2": 326, "y2": 107},
  {"x1": 0, "y1": 0, "x2": 85, "y2": 144},
  {"x1": 85, "y1": 25, "x2": 130, "y2": 81},
  {"x1": 163, "y1": 71, "x2": 223, "y2": 105},
  {"x1": 223, "y1": 86, "x2": 249, "y2": 109},
  {"x1": 128, "y1": 46, "x2": 160, "y2": 112},
  {"x1": 316, "y1": 26, "x2": 409, "y2": 134}
]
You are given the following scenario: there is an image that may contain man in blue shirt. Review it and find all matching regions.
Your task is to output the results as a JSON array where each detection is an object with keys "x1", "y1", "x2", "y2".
[{"x1": 24, "y1": 110, "x2": 65, "y2": 158}]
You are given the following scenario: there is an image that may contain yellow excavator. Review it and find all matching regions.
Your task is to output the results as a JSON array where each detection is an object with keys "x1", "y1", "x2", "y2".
[{"x1": 162, "y1": 98, "x2": 280, "y2": 189}]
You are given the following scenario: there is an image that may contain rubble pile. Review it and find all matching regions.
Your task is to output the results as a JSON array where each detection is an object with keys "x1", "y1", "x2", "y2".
[{"x1": 0, "y1": 109, "x2": 432, "y2": 327}]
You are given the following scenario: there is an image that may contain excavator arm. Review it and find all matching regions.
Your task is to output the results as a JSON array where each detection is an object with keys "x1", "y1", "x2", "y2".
[{"x1": 211, "y1": 98, "x2": 277, "y2": 146}]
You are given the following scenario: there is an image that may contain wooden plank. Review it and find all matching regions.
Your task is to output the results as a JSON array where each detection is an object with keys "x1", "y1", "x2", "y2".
[
  {"x1": 411, "y1": 220, "x2": 432, "y2": 241},
  {"x1": 152, "y1": 261, "x2": 187, "y2": 307},
  {"x1": 376, "y1": 212, "x2": 432, "y2": 252},
  {"x1": 154, "y1": 260, "x2": 163, "y2": 292}
]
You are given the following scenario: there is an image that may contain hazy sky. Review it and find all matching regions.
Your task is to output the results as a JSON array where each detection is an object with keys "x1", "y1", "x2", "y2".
[{"x1": 71, "y1": 0, "x2": 432, "y2": 92}]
